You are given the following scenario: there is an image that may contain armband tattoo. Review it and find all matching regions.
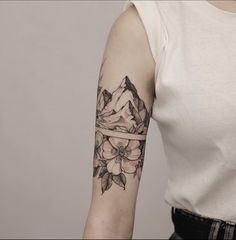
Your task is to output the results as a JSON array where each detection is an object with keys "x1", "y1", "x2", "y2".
[{"x1": 93, "y1": 67, "x2": 150, "y2": 194}]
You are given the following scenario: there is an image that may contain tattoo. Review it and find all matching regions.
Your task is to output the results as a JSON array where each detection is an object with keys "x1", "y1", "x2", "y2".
[{"x1": 93, "y1": 74, "x2": 150, "y2": 194}]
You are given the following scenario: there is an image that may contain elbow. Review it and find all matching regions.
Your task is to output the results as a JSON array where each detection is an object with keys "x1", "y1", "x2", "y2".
[{"x1": 83, "y1": 207, "x2": 134, "y2": 239}]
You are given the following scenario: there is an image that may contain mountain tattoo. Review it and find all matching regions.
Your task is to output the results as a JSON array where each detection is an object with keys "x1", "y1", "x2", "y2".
[{"x1": 93, "y1": 75, "x2": 151, "y2": 194}]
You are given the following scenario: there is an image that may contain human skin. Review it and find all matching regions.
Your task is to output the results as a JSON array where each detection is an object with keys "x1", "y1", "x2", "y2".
[
  {"x1": 82, "y1": 0, "x2": 236, "y2": 238},
  {"x1": 83, "y1": 1, "x2": 236, "y2": 239},
  {"x1": 83, "y1": 5, "x2": 155, "y2": 239},
  {"x1": 207, "y1": 0, "x2": 236, "y2": 13}
]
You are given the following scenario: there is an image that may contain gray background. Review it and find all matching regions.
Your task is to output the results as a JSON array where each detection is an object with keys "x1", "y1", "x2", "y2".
[{"x1": 0, "y1": 1, "x2": 173, "y2": 239}]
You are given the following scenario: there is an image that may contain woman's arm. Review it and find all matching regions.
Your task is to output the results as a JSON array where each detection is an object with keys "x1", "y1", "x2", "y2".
[{"x1": 83, "y1": 5, "x2": 156, "y2": 239}]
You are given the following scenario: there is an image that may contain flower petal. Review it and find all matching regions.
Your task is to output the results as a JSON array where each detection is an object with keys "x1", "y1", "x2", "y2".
[
  {"x1": 107, "y1": 159, "x2": 121, "y2": 175},
  {"x1": 95, "y1": 130, "x2": 103, "y2": 147},
  {"x1": 127, "y1": 140, "x2": 140, "y2": 150},
  {"x1": 125, "y1": 140, "x2": 141, "y2": 160},
  {"x1": 126, "y1": 148, "x2": 141, "y2": 160},
  {"x1": 93, "y1": 148, "x2": 104, "y2": 167},
  {"x1": 109, "y1": 137, "x2": 129, "y2": 149},
  {"x1": 93, "y1": 157, "x2": 101, "y2": 168},
  {"x1": 103, "y1": 140, "x2": 117, "y2": 159},
  {"x1": 97, "y1": 145, "x2": 103, "y2": 158},
  {"x1": 121, "y1": 158, "x2": 139, "y2": 174},
  {"x1": 94, "y1": 144, "x2": 102, "y2": 159}
]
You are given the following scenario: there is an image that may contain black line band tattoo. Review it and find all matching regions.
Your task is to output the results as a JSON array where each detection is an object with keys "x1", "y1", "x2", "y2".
[{"x1": 93, "y1": 74, "x2": 150, "y2": 194}]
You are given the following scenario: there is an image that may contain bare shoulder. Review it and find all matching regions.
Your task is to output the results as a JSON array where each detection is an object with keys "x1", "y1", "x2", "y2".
[{"x1": 111, "y1": 4, "x2": 146, "y2": 39}]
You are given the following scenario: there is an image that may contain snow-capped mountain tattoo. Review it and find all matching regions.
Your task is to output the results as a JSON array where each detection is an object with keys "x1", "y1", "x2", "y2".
[{"x1": 93, "y1": 75, "x2": 150, "y2": 194}]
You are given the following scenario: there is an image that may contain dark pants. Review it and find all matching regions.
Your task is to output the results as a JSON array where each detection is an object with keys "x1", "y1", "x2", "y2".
[{"x1": 169, "y1": 207, "x2": 236, "y2": 240}]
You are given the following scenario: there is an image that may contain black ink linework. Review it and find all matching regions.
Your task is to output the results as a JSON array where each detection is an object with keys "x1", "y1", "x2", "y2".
[
  {"x1": 93, "y1": 76, "x2": 149, "y2": 194},
  {"x1": 96, "y1": 75, "x2": 150, "y2": 134}
]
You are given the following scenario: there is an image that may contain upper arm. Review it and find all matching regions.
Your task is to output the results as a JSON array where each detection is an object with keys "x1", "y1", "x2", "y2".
[
  {"x1": 88, "y1": 4, "x2": 156, "y2": 236},
  {"x1": 93, "y1": 4, "x2": 155, "y2": 191}
]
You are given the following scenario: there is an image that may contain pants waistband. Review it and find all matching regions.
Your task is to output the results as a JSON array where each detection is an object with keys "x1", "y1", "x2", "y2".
[{"x1": 171, "y1": 207, "x2": 236, "y2": 240}]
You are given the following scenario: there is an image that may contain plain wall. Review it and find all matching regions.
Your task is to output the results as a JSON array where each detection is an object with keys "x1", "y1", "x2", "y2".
[{"x1": 0, "y1": 1, "x2": 173, "y2": 239}]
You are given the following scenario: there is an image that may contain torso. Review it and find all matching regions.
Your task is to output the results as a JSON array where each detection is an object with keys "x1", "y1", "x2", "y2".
[{"x1": 151, "y1": 0, "x2": 236, "y2": 222}]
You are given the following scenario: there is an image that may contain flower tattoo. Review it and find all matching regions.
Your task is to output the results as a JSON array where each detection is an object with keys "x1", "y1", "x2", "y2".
[
  {"x1": 93, "y1": 74, "x2": 150, "y2": 194},
  {"x1": 93, "y1": 131, "x2": 103, "y2": 168},
  {"x1": 103, "y1": 137, "x2": 141, "y2": 175}
]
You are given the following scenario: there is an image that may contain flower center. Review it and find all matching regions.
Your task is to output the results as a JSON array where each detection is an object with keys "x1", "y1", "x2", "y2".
[{"x1": 118, "y1": 146, "x2": 126, "y2": 157}]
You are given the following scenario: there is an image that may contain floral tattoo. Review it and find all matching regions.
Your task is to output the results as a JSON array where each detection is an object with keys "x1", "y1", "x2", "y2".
[{"x1": 93, "y1": 71, "x2": 150, "y2": 194}]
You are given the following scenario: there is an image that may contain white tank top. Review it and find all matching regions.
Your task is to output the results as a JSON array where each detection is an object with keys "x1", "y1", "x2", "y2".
[{"x1": 122, "y1": 0, "x2": 236, "y2": 222}]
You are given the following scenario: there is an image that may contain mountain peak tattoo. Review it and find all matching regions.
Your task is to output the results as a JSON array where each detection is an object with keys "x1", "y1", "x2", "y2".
[
  {"x1": 93, "y1": 75, "x2": 150, "y2": 194},
  {"x1": 96, "y1": 76, "x2": 151, "y2": 134}
]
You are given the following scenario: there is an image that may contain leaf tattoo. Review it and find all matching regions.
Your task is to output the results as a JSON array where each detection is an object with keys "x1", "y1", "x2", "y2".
[
  {"x1": 113, "y1": 173, "x2": 126, "y2": 190},
  {"x1": 101, "y1": 172, "x2": 113, "y2": 194},
  {"x1": 93, "y1": 75, "x2": 149, "y2": 194}
]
